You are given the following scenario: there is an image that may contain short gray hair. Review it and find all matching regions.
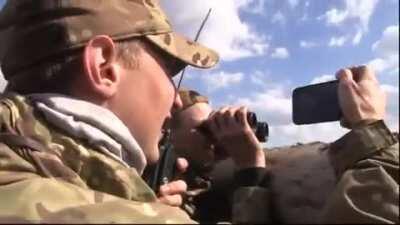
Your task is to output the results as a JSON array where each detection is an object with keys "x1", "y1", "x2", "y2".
[{"x1": 5, "y1": 38, "x2": 143, "y2": 95}]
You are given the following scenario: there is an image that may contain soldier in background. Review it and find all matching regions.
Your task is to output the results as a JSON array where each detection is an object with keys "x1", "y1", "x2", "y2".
[
  {"x1": 169, "y1": 66, "x2": 399, "y2": 223},
  {"x1": 165, "y1": 89, "x2": 231, "y2": 222},
  {"x1": 0, "y1": 0, "x2": 219, "y2": 223}
]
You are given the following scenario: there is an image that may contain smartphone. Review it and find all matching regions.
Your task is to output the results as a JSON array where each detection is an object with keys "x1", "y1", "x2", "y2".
[{"x1": 292, "y1": 80, "x2": 342, "y2": 125}]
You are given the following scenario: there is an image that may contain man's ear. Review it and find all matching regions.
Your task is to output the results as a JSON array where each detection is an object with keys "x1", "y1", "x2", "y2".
[{"x1": 82, "y1": 35, "x2": 119, "y2": 99}]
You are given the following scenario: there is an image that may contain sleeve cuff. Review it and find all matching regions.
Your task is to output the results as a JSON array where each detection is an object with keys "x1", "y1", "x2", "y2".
[{"x1": 328, "y1": 120, "x2": 398, "y2": 177}]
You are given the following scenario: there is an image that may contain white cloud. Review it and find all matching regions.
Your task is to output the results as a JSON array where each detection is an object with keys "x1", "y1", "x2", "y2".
[
  {"x1": 368, "y1": 55, "x2": 399, "y2": 74},
  {"x1": 214, "y1": 79, "x2": 293, "y2": 126},
  {"x1": 381, "y1": 84, "x2": 399, "y2": 132},
  {"x1": 271, "y1": 47, "x2": 290, "y2": 59},
  {"x1": 202, "y1": 71, "x2": 244, "y2": 92},
  {"x1": 250, "y1": 70, "x2": 269, "y2": 87},
  {"x1": 352, "y1": 30, "x2": 363, "y2": 45},
  {"x1": 381, "y1": 84, "x2": 399, "y2": 95},
  {"x1": 328, "y1": 36, "x2": 347, "y2": 47},
  {"x1": 372, "y1": 25, "x2": 399, "y2": 57},
  {"x1": 300, "y1": 40, "x2": 318, "y2": 48},
  {"x1": 271, "y1": 11, "x2": 286, "y2": 25},
  {"x1": 241, "y1": 0, "x2": 266, "y2": 15},
  {"x1": 300, "y1": 13, "x2": 309, "y2": 22},
  {"x1": 160, "y1": 0, "x2": 269, "y2": 61},
  {"x1": 268, "y1": 123, "x2": 348, "y2": 147},
  {"x1": 288, "y1": 0, "x2": 299, "y2": 8},
  {"x1": 324, "y1": 8, "x2": 348, "y2": 25},
  {"x1": 322, "y1": 0, "x2": 379, "y2": 45},
  {"x1": 310, "y1": 74, "x2": 335, "y2": 84},
  {"x1": 367, "y1": 25, "x2": 399, "y2": 131},
  {"x1": 368, "y1": 25, "x2": 399, "y2": 75},
  {"x1": 234, "y1": 86, "x2": 293, "y2": 125},
  {"x1": 324, "y1": 0, "x2": 379, "y2": 31}
]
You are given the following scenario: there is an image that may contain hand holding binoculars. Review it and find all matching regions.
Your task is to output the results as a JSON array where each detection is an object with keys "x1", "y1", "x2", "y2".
[{"x1": 197, "y1": 111, "x2": 269, "y2": 143}]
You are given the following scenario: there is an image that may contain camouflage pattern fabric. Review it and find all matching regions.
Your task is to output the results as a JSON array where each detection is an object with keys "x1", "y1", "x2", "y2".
[
  {"x1": 263, "y1": 142, "x2": 336, "y2": 223},
  {"x1": 0, "y1": 0, "x2": 219, "y2": 79},
  {"x1": 0, "y1": 93, "x2": 195, "y2": 223},
  {"x1": 178, "y1": 88, "x2": 209, "y2": 111},
  {"x1": 196, "y1": 142, "x2": 336, "y2": 224},
  {"x1": 232, "y1": 120, "x2": 399, "y2": 224},
  {"x1": 0, "y1": 94, "x2": 398, "y2": 224},
  {"x1": 320, "y1": 121, "x2": 399, "y2": 224}
]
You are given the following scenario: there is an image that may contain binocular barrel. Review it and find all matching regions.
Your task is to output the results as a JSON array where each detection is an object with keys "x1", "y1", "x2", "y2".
[
  {"x1": 247, "y1": 112, "x2": 269, "y2": 143},
  {"x1": 198, "y1": 112, "x2": 269, "y2": 143}
]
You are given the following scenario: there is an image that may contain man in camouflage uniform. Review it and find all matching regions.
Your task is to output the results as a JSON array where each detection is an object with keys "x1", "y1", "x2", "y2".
[
  {"x1": 0, "y1": 1, "x2": 398, "y2": 224},
  {"x1": 164, "y1": 89, "x2": 227, "y2": 222},
  {"x1": 168, "y1": 70, "x2": 399, "y2": 224},
  {"x1": 0, "y1": 0, "x2": 220, "y2": 223}
]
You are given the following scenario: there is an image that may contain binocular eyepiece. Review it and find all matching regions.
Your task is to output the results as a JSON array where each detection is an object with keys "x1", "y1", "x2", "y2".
[{"x1": 198, "y1": 111, "x2": 269, "y2": 143}]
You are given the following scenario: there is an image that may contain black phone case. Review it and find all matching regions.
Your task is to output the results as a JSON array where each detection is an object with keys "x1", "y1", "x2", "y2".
[{"x1": 292, "y1": 80, "x2": 342, "y2": 125}]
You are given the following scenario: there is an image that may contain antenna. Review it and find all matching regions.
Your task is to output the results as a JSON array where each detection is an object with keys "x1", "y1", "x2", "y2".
[{"x1": 177, "y1": 8, "x2": 212, "y2": 89}]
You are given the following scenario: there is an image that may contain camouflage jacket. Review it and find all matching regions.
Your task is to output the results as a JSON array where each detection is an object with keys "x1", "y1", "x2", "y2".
[
  {"x1": 0, "y1": 94, "x2": 194, "y2": 223},
  {"x1": 233, "y1": 120, "x2": 399, "y2": 224},
  {"x1": 0, "y1": 93, "x2": 398, "y2": 224}
]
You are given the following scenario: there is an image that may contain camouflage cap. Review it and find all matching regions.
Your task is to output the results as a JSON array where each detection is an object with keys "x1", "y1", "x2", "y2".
[
  {"x1": 0, "y1": 0, "x2": 219, "y2": 79},
  {"x1": 178, "y1": 88, "x2": 209, "y2": 111}
]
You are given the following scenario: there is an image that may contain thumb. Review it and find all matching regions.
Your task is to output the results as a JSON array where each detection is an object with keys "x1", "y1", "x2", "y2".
[
  {"x1": 176, "y1": 157, "x2": 188, "y2": 174},
  {"x1": 337, "y1": 68, "x2": 358, "y2": 92},
  {"x1": 336, "y1": 68, "x2": 353, "y2": 82}
]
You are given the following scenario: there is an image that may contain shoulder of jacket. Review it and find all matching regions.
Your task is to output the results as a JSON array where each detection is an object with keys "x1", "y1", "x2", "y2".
[
  {"x1": 1, "y1": 93, "x2": 24, "y2": 129},
  {"x1": 0, "y1": 93, "x2": 44, "y2": 134}
]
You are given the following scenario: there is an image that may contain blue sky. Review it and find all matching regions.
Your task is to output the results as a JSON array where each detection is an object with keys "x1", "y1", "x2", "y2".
[
  {"x1": 161, "y1": 0, "x2": 399, "y2": 146},
  {"x1": 0, "y1": 0, "x2": 399, "y2": 147}
]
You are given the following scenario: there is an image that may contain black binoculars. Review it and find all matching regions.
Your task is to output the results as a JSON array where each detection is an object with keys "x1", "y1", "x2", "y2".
[
  {"x1": 247, "y1": 112, "x2": 269, "y2": 143},
  {"x1": 198, "y1": 111, "x2": 269, "y2": 143}
]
